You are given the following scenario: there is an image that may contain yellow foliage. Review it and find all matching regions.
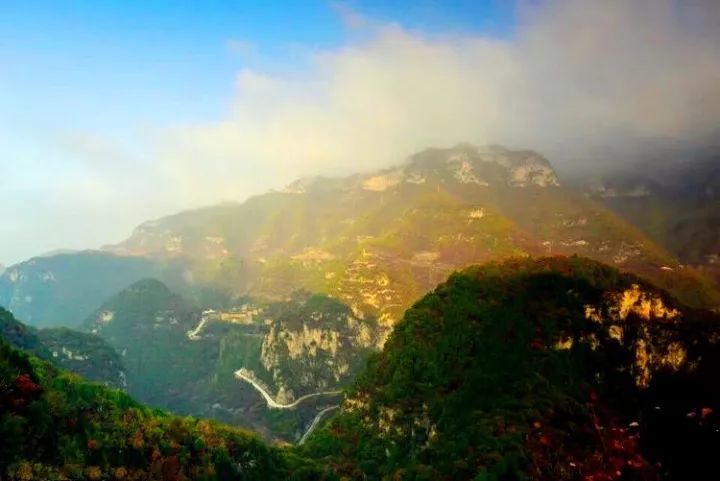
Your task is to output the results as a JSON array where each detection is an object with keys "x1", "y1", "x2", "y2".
[
  {"x1": 114, "y1": 467, "x2": 128, "y2": 480},
  {"x1": 15, "y1": 462, "x2": 33, "y2": 481},
  {"x1": 85, "y1": 466, "x2": 102, "y2": 481}
]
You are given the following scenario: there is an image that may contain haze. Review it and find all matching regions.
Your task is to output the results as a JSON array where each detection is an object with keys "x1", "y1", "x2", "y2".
[{"x1": 2, "y1": 0, "x2": 719, "y2": 265}]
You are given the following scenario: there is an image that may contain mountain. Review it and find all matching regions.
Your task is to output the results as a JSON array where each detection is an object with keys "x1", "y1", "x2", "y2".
[
  {"x1": 82, "y1": 278, "x2": 209, "y2": 408},
  {"x1": 0, "y1": 316, "x2": 326, "y2": 480},
  {"x1": 3, "y1": 143, "x2": 718, "y2": 443},
  {"x1": 2, "y1": 143, "x2": 718, "y2": 447},
  {"x1": 0, "y1": 251, "x2": 161, "y2": 327},
  {"x1": 82, "y1": 279, "x2": 376, "y2": 442},
  {"x1": 104, "y1": 144, "x2": 719, "y2": 323},
  {"x1": 4, "y1": 256, "x2": 720, "y2": 480},
  {"x1": 0, "y1": 307, "x2": 125, "y2": 387},
  {"x1": 3, "y1": 145, "x2": 716, "y2": 335},
  {"x1": 584, "y1": 153, "x2": 720, "y2": 283},
  {"x1": 304, "y1": 256, "x2": 720, "y2": 480}
]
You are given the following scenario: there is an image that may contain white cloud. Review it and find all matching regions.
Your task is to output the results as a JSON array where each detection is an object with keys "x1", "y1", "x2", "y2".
[{"x1": 159, "y1": 0, "x2": 720, "y2": 194}]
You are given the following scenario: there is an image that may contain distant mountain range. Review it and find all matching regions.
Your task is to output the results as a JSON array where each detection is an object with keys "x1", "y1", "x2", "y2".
[
  {"x1": 5, "y1": 144, "x2": 716, "y2": 327},
  {"x1": 584, "y1": 153, "x2": 719, "y2": 279}
]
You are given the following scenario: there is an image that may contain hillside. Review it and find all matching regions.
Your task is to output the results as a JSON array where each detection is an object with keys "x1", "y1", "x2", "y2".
[
  {"x1": 83, "y1": 280, "x2": 373, "y2": 443},
  {"x1": 583, "y1": 153, "x2": 720, "y2": 286},
  {"x1": 304, "y1": 256, "x2": 720, "y2": 481},
  {"x1": 106, "y1": 144, "x2": 719, "y2": 323},
  {"x1": 0, "y1": 321, "x2": 327, "y2": 480},
  {"x1": 4, "y1": 256, "x2": 720, "y2": 480},
  {"x1": 82, "y1": 278, "x2": 211, "y2": 411},
  {"x1": 2, "y1": 145, "x2": 717, "y2": 334},
  {"x1": 0, "y1": 307, "x2": 125, "y2": 388}
]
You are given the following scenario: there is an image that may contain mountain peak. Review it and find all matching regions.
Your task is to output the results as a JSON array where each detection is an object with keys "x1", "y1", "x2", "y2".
[
  {"x1": 405, "y1": 143, "x2": 560, "y2": 188},
  {"x1": 280, "y1": 144, "x2": 560, "y2": 195}
]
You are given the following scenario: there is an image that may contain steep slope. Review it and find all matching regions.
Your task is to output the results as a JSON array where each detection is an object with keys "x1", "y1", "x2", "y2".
[
  {"x1": 83, "y1": 278, "x2": 216, "y2": 412},
  {"x1": 0, "y1": 319, "x2": 326, "y2": 481},
  {"x1": 0, "y1": 307, "x2": 125, "y2": 387},
  {"x1": 305, "y1": 256, "x2": 720, "y2": 481},
  {"x1": 106, "y1": 144, "x2": 719, "y2": 328},
  {"x1": 84, "y1": 280, "x2": 374, "y2": 443},
  {"x1": 0, "y1": 252, "x2": 160, "y2": 327},
  {"x1": 584, "y1": 153, "x2": 720, "y2": 286},
  {"x1": 4, "y1": 145, "x2": 716, "y2": 334},
  {"x1": 251, "y1": 292, "x2": 378, "y2": 403}
]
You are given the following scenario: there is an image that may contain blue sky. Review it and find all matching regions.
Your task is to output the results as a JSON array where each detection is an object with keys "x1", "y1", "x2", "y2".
[{"x1": 1, "y1": 1, "x2": 514, "y2": 139}]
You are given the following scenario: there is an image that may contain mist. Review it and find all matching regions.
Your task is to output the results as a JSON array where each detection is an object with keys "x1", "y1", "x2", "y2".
[
  {"x1": 3, "y1": 0, "x2": 720, "y2": 265},
  {"x1": 164, "y1": 0, "x2": 720, "y2": 181}
]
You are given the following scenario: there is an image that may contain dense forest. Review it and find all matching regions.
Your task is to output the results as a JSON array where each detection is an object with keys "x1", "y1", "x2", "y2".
[
  {"x1": 0, "y1": 331, "x2": 330, "y2": 480},
  {"x1": 3, "y1": 256, "x2": 720, "y2": 480},
  {"x1": 304, "y1": 257, "x2": 720, "y2": 480}
]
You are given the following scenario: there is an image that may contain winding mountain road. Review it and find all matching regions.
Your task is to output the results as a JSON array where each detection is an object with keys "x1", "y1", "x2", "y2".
[
  {"x1": 298, "y1": 405, "x2": 339, "y2": 445},
  {"x1": 234, "y1": 369, "x2": 341, "y2": 409},
  {"x1": 186, "y1": 317, "x2": 209, "y2": 340}
]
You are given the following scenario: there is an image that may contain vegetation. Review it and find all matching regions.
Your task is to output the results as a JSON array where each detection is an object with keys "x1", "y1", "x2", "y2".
[
  {"x1": 304, "y1": 256, "x2": 720, "y2": 480},
  {"x1": 82, "y1": 279, "x2": 216, "y2": 411},
  {"x1": 0, "y1": 308, "x2": 124, "y2": 387},
  {"x1": 3, "y1": 255, "x2": 720, "y2": 480},
  {"x1": 5, "y1": 145, "x2": 718, "y2": 339},
  {"x1": 0, "y1": 327, "x2": 330, "y2": 481}
]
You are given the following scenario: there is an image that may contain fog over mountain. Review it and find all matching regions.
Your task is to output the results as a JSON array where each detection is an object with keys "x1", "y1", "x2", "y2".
[
  {"x1": 2, "y1": 0, "x2": 719, "y2": 264},
  {"x1": 169, "y1": 0, "x2": 720, "y2": 178}
]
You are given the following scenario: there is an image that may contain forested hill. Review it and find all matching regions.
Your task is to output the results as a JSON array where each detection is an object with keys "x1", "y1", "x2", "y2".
[
  {"x1": 304, "y1": 256, "x2": 720, "y2": 481},
  {"x1": 0, "y1": 307, "x2": 125, "y2": 388},
  {"x1": 0, "y1": 319, "x2": 328, "y2": 481},
  {"x1": 4, "y1": 256, "x2": 720, "y2": 480}
]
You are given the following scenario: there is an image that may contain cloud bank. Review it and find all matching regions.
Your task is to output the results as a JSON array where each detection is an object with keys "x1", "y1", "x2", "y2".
[{"x1": 162, "y1": 0, "x2": 720, "y2": 192}]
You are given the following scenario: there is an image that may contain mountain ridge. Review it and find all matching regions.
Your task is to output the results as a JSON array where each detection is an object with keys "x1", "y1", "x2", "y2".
[
  {"x1": 0, "y1": 307, "x2": 125, "y2": 388},
  {"x1": 2, "y1": 144, "x2": 718, "y2": 346},
  {"x1": 304, "y1": 256, "x2": 720, "y2": 480}
]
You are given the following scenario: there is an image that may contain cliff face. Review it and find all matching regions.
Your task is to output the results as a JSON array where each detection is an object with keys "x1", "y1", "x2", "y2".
[
  {"x1": 257, "y1": 294, "x2": 378, "y2": 402},
  {"x1": 305, "y1": 256, "x2": 720, "y2": 481}
]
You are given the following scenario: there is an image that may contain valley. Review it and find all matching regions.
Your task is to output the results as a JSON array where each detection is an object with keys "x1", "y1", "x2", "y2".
[
  {"x1": 233, "y1": 368, "x2": 341, "y2": 409},
  {"x1": 4, "y1": 256, "x2": 720, "y2": 480}
]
